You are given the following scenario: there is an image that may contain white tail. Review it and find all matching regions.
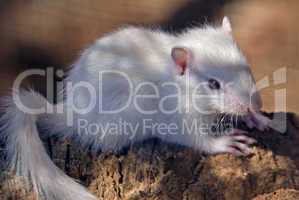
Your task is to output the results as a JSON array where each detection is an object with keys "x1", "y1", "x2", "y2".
[{"x1": 0, "y1": 90, "x2": 97, "y2": 200}]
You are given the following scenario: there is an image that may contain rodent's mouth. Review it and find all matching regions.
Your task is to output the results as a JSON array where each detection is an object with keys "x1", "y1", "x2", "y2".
[{"x1": 214, "y1": 109, "x2": 267, "y2": 131}]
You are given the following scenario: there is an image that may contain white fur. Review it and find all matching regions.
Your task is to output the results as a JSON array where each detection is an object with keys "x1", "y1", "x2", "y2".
[
  {"x1": 0, "y1": 90, "x2": 97, "y2": 200},
  {"x1": 1, "y1": 19, "x2": 260, "y2": 200}
]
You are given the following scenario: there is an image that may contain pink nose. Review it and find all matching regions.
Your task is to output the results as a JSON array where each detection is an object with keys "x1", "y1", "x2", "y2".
[{"x1": 250, "y1": 91, "x2": 263, "y2": 111}]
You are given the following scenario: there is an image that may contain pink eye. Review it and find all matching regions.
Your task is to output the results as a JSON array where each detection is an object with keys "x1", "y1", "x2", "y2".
[{"x1": 208, "y1": 79, "x2": 221, "y2": 90}]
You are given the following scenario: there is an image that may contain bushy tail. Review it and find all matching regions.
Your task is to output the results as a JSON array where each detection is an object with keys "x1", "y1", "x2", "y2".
[{"x1": 0, "y1": 90, "x2": 97, "y2": 200}]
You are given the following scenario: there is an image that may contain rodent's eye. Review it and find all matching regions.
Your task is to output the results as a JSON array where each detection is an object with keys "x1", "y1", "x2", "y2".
[{"x1": 208, "y1": 79, "x2": 221, "y2": 90}]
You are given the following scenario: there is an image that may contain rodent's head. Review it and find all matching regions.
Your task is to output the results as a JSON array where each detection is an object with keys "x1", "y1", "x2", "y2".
[{"x1": 171, "y1": 17, "x2": 262, "y2": 116}]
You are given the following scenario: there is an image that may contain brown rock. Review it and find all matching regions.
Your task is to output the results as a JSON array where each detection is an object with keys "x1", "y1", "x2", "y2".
[
  {"x1": 88, "y1": 113, "x2": 299, "y2": 200},
  {"x1": 0, "y1": 174, "x2": 35, "y2": 200},
  {"x1": 1, "y1": 113, "x2": 299, "y2": 200},
  {"x1": 252, "y1": 189, "x2": 299, "y2": 200}
]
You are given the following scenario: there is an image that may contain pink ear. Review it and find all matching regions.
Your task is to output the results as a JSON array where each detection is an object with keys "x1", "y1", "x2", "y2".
[
  {"x1": 171, "y1": 47, "x2": 191, "y2": 75},
  {"x1": 222, "y1": 16, "x2": 232, "y2": 35}
]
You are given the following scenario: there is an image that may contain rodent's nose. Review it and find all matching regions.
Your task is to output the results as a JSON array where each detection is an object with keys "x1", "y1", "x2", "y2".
[{"x1": 250, "y1": 91, "x2": 263, "y2": 112}]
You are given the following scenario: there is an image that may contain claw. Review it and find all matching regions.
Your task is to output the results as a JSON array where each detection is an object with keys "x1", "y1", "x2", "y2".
[
  {"x1": 226, "y1": 146, "x2": 245, "y2": 156},
  {"x1": 210, "y1": 130, "x2": 256, "y2": 156},
  {"x1": 232, "y1": 135, "x2": 257, "y2": 145}
]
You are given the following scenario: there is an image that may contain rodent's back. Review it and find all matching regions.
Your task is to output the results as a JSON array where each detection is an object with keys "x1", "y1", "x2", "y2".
[{"x1": 91, "y1": 27, "x2": 175, "y2": 74}]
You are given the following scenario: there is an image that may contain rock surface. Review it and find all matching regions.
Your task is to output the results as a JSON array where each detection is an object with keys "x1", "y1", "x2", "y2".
[
  {"x1": 252, "y1": 189, "x2": 299, "y2": 200},
  {"x1": 1, "y1": 113, "x2": 299, "y2": 200}
]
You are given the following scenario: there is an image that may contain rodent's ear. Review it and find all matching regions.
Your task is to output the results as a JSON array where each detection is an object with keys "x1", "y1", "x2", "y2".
[
  {"x1": 222, "y1": 16, "x2": 232, "y2": 35},
  {"x1": 171, "y1": 47, "x2": 192, "y2": 75}
]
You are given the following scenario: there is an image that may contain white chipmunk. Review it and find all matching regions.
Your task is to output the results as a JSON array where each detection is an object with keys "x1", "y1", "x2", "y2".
[{"x1": 0, "y1": 17, "x2": 270, "y2": 200}]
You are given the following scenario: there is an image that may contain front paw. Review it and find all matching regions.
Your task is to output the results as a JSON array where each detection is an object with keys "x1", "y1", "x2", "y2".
[{"x1": 211, "y1": 129, "x2": 256, "y2": 156}]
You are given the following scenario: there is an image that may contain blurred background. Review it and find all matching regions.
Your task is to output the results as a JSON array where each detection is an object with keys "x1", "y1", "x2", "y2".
[{"x1": 0, "y1": 0, "x2": 298, "y2": 114}]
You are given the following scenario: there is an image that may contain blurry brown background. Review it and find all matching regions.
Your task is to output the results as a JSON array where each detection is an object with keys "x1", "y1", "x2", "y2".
[{"x1": 0, "y1": 0, "x2": 298, "y2": 114}]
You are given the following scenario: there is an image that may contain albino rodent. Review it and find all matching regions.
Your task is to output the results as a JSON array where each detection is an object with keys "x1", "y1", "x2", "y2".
[{"x1": 0, "y1": 17, "x2": 270, "y2": 200}]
